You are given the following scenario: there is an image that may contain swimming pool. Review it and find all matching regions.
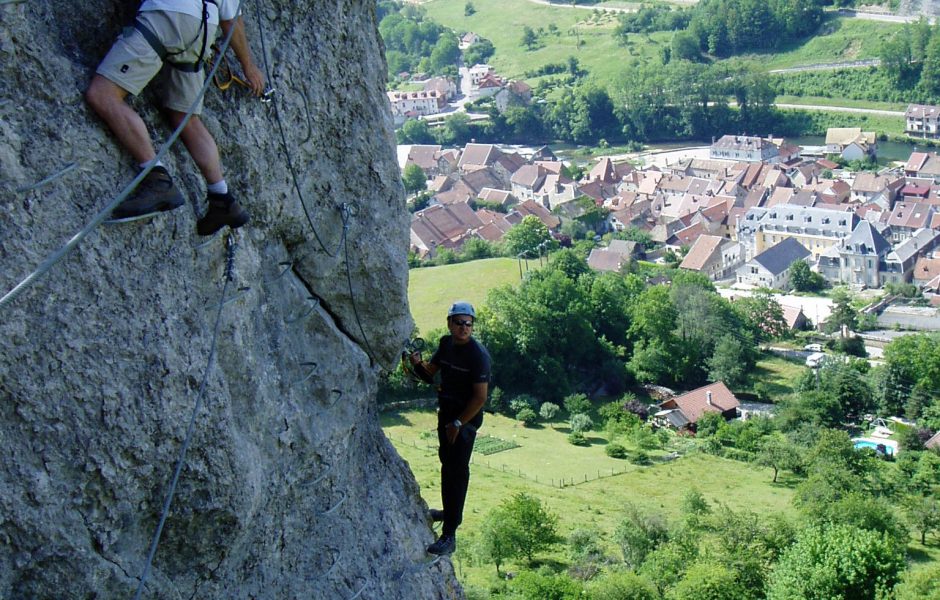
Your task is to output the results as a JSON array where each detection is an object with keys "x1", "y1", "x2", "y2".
[{"x1": 852, "y1": 437, "x2": 898, "y2": 456}]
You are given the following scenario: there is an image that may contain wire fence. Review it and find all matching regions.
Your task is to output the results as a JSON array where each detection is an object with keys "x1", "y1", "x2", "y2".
[{"x1": 386, "y1": 434, "x2": 636, "y2": 489}]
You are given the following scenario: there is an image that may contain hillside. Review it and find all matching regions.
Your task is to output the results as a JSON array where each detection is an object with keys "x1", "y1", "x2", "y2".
[{"x1": 421, "y1": 0, "x2": 900, "y2": 89}]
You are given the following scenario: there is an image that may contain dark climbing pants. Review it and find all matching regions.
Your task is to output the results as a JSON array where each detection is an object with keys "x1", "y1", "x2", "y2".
[{"x1": 438, "y1": 419, "x2": 478, "y2": 537}]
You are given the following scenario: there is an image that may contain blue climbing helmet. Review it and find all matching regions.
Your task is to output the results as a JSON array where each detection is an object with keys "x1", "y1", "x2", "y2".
[{"x1": 447, "y1": 301, "x2": 476, "y2": 319}]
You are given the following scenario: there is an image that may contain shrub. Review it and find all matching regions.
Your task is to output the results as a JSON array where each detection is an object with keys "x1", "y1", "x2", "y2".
[
  {"x1": 606, "y1": 443, "x2": 628, "y2": 459},
  {"x1": 632, "y1": 425, "x2": 661, "y2": 450},
  {"x1": 510, "y1": 394, "x2": 539, "y2": 414},
  {"x1": 517, "y1": 407, "x2": 538, "y2": 426},
  {"x1": 568, "y1": 432, "x2": 589, "y2": 446},
  {"x1": 570, "y1": 413, "x2": 595, "y2": 434},
  {"x1": 630, "y1": 450, "x2": 651, "y2": 465}
]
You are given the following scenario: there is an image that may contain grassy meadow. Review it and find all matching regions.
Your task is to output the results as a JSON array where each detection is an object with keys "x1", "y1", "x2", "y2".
[
  {"x1": 748, "y1": 17, "x2": 901, "y2": 71},
  {"x1": 408, "y1": 257, "x2": 540, "y2": 335},
  {"x1": 423, "y1": 0, "x2": 670, "y2": 85},
  {"x1": 420, "y1": 0, "x2": 902, "y2": 100},
  {"x1": 382, "y1": 407, "x2": 797, "y2": 588}
]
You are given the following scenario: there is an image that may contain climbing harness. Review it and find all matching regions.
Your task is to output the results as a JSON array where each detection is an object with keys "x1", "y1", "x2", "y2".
[{"x1": 134, "y1": 0, "x2": 217, "y2": 73}]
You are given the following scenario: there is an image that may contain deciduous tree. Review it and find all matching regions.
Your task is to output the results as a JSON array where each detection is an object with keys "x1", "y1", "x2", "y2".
[
  {"x1": 487, "y1": 493, "x2": 562, "y2": 564},
  {"x1": 615, "y1": 503, "x2": 669, "y2": 568},
  {"x1": 766, "y1": 524, "x2": 904, "y2": 600},
  {"x1": 401, "y1": 163, "x2": 426, "y2": 195}
]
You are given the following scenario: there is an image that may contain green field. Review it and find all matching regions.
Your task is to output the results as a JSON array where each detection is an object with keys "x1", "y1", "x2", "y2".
[
  {"x1": 408, "y1": 257, "x2": 539, "y2": 335},
  {"x1": 423, "y1": 0, "x2": 670, "y2": 85},
  {"x1": 420, "y1": 0, "x2": 902, "y2": 99},
  {"x1": 382, "y1": 407, "x2": 797, "y2": 588}
]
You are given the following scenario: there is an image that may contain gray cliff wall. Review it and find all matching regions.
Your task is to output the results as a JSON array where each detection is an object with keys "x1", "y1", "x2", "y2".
[{"x1": 0, "y1": 1, "x2": 458, "y2": 598}]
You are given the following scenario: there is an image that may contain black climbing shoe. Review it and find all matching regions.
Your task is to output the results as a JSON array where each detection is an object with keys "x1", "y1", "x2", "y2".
[
  {"x1": 429, "y1": 509, "x2": 445, "y2": 522},
  {"x1": 197, "y1": 191, "x2": 250, "y2": 236},
  {"x1": 109, "y1": 166, "x2": 184, "y2": 222},
  {"x1": 427, "y1": 534, "x2": 455, "y2": 555}
]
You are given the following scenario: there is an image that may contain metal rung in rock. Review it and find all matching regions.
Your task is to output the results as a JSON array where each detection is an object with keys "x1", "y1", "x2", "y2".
[
  {"x1": 292, "y1": 361, "x2": 318, "y2": 386},
  {"x1": 321, "y1": 491, "x2": 346, "y2": 516},
  {"x1": 285, "y1": 297, "x2": 319, "y2": 324},
  {"x1": 264, "y1": 260, "x2": 294, "y2": 284},
  {"x1": 221, "y1": 286, "x2": 251, "y2": 307}
]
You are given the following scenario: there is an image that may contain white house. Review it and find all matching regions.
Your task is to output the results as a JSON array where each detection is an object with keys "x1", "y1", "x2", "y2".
[
  {"x1": 825, "y1": 128, "x2": 877, "y2": 161},
  {"x1": 387, "y1": 90, "x2": 445, "y2": 122},
  {"x1": 736, "y1": 238, "x2": 811, "y2": 289}
]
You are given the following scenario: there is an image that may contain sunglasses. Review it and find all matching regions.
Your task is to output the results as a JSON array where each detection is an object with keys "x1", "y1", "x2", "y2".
[{"x1": 452, "y1": 319, "x2": 474, "y2": 328}]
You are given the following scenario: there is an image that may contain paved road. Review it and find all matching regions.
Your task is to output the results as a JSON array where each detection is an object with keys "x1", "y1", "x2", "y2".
[
  {"x1": 769, "y1": 59, "x2": 881, "y2": 74},
  {"x1": 524, "y1": 0, "x2": 638, "y2": 13},
  {"x1": 838, "y1": 8, "x2": 935, "y2": 24},
  {"x1": 774, "y1": 103, "x2": 905, "y2": 117}
]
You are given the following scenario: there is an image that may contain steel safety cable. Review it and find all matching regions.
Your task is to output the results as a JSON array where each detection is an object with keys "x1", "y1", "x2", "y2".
[
  {"x1": 0, "y1": 0, "x2": 245, "y2": 312},
  {"x1": 252, "y1": 0, "x2": 344, "y2": 258},
  {"x1": 132, "y1": 234, "x2": 238, "y2": 600},
  {"x1": 341, "y1": 205, "x2": 378, "y2": 365}
]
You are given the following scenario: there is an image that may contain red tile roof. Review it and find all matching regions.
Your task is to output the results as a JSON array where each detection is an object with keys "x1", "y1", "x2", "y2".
[{"x1": 660, "y1": 381, "x2": 739, "y2": 424}]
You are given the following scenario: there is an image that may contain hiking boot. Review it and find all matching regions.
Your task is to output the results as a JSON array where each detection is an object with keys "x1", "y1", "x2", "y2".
[
  {"x1": 110, "y1": 166, "x2": 184, "y2": 221},
  {"x1": 197, "y1": 191, "x2": 249, "y2": 236},
  {"x1": 427, "y1": 534, "x2": 455, "y2": 555},
  {"x1": 429, "y1": 509, "x2": 445, "y2": 522}
]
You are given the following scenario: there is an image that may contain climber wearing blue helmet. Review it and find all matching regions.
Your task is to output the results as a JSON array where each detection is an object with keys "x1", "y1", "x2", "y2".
[{"x1": 408, "y1": 301, "x2": 491, "y2": 556}]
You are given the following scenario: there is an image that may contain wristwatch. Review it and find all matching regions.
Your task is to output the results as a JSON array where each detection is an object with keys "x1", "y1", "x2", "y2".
[{"x1": 452, "y1": 419, "x2": 462, "y2": 428}]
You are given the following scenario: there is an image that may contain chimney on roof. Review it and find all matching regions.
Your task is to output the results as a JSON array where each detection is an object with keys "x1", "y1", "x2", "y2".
[{"x1": 706, "y1": 391, "x2": 713, "y2": 406}]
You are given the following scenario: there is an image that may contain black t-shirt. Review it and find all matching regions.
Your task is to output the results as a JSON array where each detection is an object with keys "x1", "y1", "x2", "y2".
[{"x1": 430, "y1": 335, "x2": 491, "y2": 424}]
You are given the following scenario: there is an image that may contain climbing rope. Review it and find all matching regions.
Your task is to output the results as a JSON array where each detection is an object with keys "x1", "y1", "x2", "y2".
[
  {"x1": 0, "y1": 0, "x2": 245, "y2": 312},
  {"x1": 252, "y1": 0, "x2": 346, "y2": 258},
  {"x1": 132, "y1": 233, "x2": 238, "y2": 600}
]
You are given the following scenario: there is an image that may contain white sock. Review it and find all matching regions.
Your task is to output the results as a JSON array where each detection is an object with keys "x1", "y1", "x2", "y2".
[
  {"x1": 207, "y1": 180, "x2": 228, "y2": 194},
  {"x1": 139, "y1": 159, "x2": 165, "y2": 170}
]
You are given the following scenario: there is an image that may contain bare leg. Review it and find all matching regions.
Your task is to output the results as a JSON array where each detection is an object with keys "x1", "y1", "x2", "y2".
[
  {"x1": 85, "y1": 74, "x2": 157, "y2": 165},
  {"x1": 167, "y1": 111, "x2": 223, "y2": 184}
]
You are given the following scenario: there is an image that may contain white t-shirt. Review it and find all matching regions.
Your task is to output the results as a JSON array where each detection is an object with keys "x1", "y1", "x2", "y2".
[{"x1": 140, "y1": 0, "x2": 240, "y2": 24}]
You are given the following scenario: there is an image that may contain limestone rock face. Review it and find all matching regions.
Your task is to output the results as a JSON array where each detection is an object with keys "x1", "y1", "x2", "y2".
[{"x1": 0, "y1": 1, "x2": 457, "y2": 598}]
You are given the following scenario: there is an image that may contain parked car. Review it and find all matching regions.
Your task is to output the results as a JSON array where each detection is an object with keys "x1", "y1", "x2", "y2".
[{"x1": 804, "y1": 343, "x2": 823, "y2": 352}]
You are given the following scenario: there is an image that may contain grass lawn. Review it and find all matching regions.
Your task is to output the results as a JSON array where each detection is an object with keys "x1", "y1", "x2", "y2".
[
  {"x1": 776, "y1": 106, "x2": 906, "y2": 136},
  {"x1": 382, "y1": 407, "x2": 797, "y2": 589},
  {"x1": 738, "y1": 353, "x2": 807, "y2": 401},
  {"x1": 408, "y1": 257, "x2": 539, "y2": 335}
]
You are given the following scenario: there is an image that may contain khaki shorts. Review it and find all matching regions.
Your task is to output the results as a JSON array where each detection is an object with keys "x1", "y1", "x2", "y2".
[{"x1": 96, "y1": 10, "x2": 218, "y2": 114}]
